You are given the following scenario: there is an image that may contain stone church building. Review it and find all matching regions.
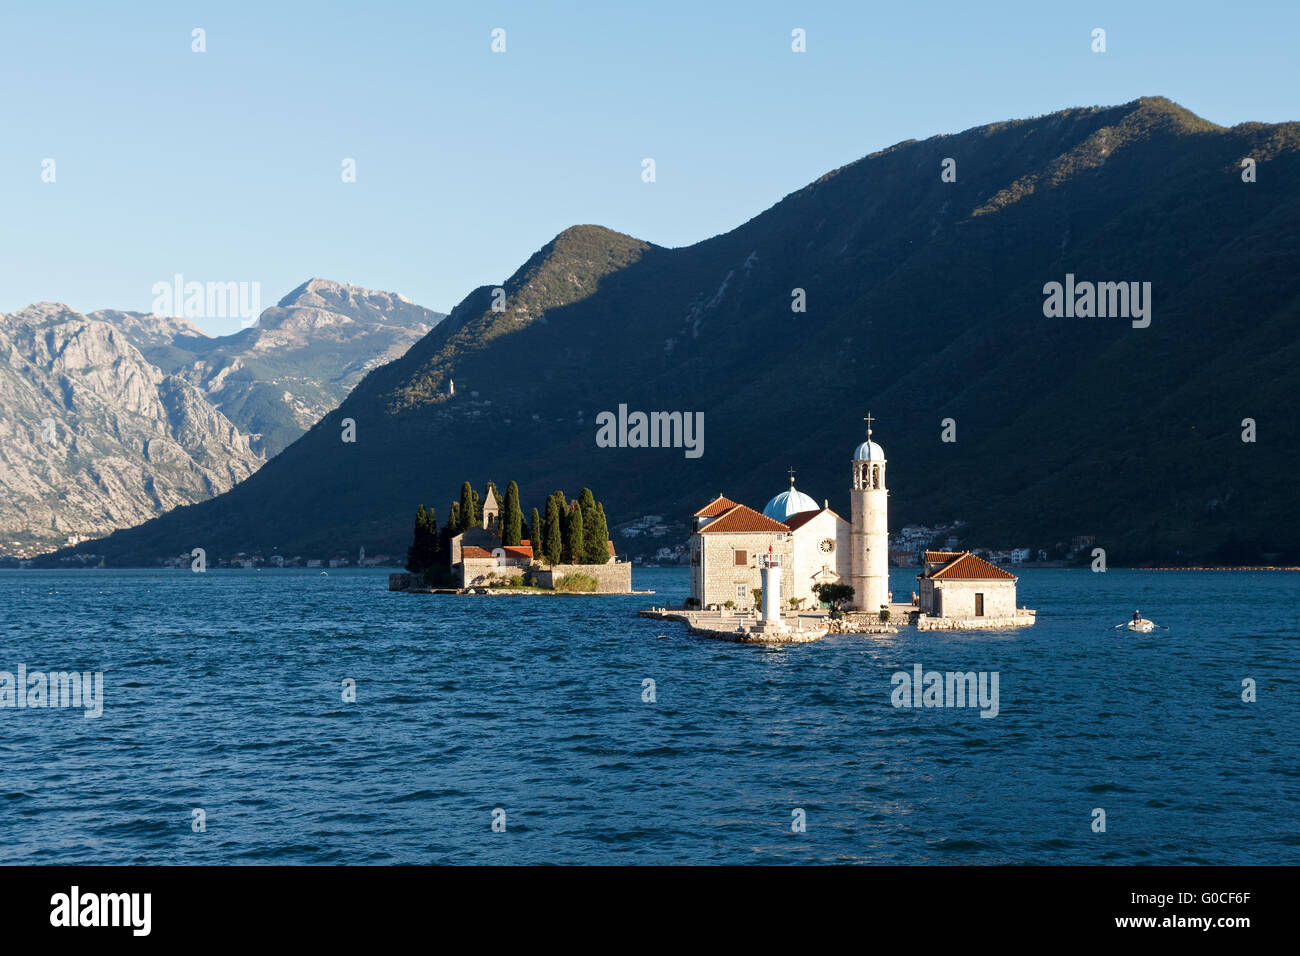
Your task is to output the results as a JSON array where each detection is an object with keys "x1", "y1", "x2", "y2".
[
  {"x1": 689, "y1": 421, "x2": 893, "y2": 612},
  {"x1": 687, "y1": 420, "x2": 1022, "y2": 622}
]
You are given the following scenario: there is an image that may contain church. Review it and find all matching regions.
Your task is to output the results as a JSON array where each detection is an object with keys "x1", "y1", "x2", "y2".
[
  {"x1": 688, "y1": 417, "x2": 1022, "y2": 622},
  {"x1": 689, "y1": 417, "x2": 892, "y2": 612}
]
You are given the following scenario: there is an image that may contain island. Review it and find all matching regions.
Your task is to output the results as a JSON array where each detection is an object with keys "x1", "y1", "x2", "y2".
[{"x1": 389, "y1": 481, "x2": 635, "y2": 594}]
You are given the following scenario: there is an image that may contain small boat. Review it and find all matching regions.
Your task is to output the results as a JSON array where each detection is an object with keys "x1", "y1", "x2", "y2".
[{"x1": 1113, "y1": 614, "x2": 1166, "y2": 632}]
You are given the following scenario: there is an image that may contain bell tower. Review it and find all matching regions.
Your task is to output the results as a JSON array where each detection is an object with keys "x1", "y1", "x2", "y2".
[{"x1": 849, "y1": 413, "x2": 889, "y2": 612}]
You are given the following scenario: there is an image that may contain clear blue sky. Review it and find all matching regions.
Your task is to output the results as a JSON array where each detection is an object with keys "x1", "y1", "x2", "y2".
[{"x1": 2, "y1": 0, "x2": 1296, "y2": 335}]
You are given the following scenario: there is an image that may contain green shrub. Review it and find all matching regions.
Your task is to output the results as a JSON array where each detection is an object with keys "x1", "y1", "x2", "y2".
[
  {"x1": 683, "y1": 597, "x2": 700, "y2": 609},
  {"x1": 553, "y1": 572, "x2": 599, "y2": 592},
  {"x1": 812, "y1": 582, "x2": 855, "y2": 610}
]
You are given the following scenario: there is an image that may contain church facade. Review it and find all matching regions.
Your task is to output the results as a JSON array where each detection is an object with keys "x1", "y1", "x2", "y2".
[{"x1": 688, "y1": 421, "x2": 893, "y2": 612}]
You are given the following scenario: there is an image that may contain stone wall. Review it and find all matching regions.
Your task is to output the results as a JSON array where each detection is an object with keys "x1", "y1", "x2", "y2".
[
  {"x1": 829, "y1": 610, "x2": 901, "y2": 634},
  {"x1": 533, "y1": 562, "x2": 633, "y2": 593},
  {"x1": 692, "y1": 531, "x2": 791, "y2": 608},
  {"x1": 917, "y1": 610, "x2": 1036, "y2": 630},
  {"x1": 928, "y1": 580, "x2": 1018, "y2": 619},
  {"x1": 461, "y1": 557, "x2": 503, "y2": 588}
]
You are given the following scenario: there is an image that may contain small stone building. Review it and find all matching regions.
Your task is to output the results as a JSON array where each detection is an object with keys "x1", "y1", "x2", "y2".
[
  {"x1": 459, "y1": 542, "x2": 534, "y2": 588},
  {"x1": 916, "y1": 551, "x2": 1019, "y2": 620}
]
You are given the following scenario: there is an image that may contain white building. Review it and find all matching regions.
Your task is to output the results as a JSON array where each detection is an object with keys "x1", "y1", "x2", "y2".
[
  {"x1": 849, "y1": 421, "x2": 890, "y2": 612},
  {"x1": 688, "y1": 418, "x2": 888, "y2": 612},
  {"x1": 687, "y1": 418, "x2": 1024, "y2": 621},
  {"x1": 916, "y1": 551, "x2": 1019, "y2": 620}
]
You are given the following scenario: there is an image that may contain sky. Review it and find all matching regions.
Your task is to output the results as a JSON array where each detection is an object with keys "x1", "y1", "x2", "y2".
[{"x1": 2, "y1": 0, "x2": 1297, "y2": 335}]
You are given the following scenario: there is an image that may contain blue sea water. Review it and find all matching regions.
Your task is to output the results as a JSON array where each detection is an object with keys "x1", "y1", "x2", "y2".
[{"x1": 0, "y1": 566, "x2": 1295, "y2": 865}]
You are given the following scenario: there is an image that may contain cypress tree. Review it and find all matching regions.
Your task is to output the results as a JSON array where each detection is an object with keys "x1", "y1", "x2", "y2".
[
  {"x1": 458, "y1": 482, "x2": 478, "y2": 532},
  {"x1": 427, "y1": 507, "x2": 439, "y2": 560},
  {"x1": 529, "y1": 507, "x2": 542, "y2": 553},
  {"x1": 406, "y1": 504, "x2": 429, "y2": 573},
  {"x1": 442, "y1": 502, "x2": 461, "y2": 556},
  {"x1": 578, "y1": 488, "x2": 599, "y2": 564},
  {"x1": 562, "y1": 501, "x2": 583, "y2": 564},
  {"x1": 501, "y1": 481, "x2": 523, "y2": 546},
  {"x1": 587, "y1": 501, "x2": 610, "y2": 564},
  {"x1": 543, "y1": 496, "x2": 563, "y2": 565},
  {"x1": 414, "y1": 505, "x2": 441, "y2": 571}
]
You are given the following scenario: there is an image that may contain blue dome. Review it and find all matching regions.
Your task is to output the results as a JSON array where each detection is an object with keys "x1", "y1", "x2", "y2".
[
  {"x1": 853, "y1": 439, "x2": 885, "y2": 461},
  {"x1": 762, "y1": 485, "x2": 819, "y2": 521}
]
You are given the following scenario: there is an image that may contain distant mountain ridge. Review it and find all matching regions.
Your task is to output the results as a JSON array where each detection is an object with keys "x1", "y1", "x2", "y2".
[
  {"x1": 0, "y1": 303, "x2": 261, "y2": 555},
  {"x1": 51, "y1": 97, "x2": 1300, "y2": 566},
  {"x1": 99, "y1": 278, "x2": 447, "y2": 456},
  {"x1": 2, "y1": 281, "x2": 445, "y2": 556}
]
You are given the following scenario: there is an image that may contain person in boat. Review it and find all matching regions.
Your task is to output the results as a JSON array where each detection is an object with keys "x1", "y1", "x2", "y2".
[{"x1": 1133, "y1": 610, "x2": 1142, "y2": 623}]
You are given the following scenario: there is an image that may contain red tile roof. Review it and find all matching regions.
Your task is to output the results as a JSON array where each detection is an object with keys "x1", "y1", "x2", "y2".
[
  {"x1": 782, "y1": 508, "x2": 828, "y2": 531},
  {"x1": 503, "y1": 545, "x2": 533, "y2": 560},
  {"x1": 694, "y1": 495, "x2": 741, "y2": 518},
  {"x1": 928, "y1": 552, "x2": 1017, "y2": 581},
  {"x1": 461, "y1": 546, "x2": 493, "y2": 559},
  {"x1": 608, "y1": 540, "x2": 616, "y2": 557},
  {"x1": 698, "y1": 504, "x2": 791, "y2": 535},
  {"x1": 923, "y1": 550, "x2": 965, "y2": 564}
]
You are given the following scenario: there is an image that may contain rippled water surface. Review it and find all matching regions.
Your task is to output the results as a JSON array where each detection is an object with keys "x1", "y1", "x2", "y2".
[{"x1": 0, "y1": 567, "x2": 1295, "y2": 864}]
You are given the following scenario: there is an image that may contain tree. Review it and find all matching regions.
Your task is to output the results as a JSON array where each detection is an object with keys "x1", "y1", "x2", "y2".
[
  {"x1": 529, "y1": 507, "x2": 542, "y2": 553},
  {"x1": 577, "y1": 488, "x2": 598, "y2": 563},
  {"x1": 543, "y1": 496, "x2": 563, "y2": 564},
  {"x1": 500, "y1": 481, "x2": 523, "y2": 546},
  {"x1": 405, "y1": 505, "x2": 438, "y2": 573},
  {"x1": 813, "y1": 582, "x2": 855, "y2": 611},
  {"x1": 585, "y1": 500, "x2": 611, "y2": 564},
  {"x1": 426, "y1": 506, "x2": 439, "y2": 562},
  {"x1": 562, "y1": 501, "x2": 583, "y2": 564},
  {"x1": 458, "y1": 482, "x2": 479, "y2": 532},
  {"x1": 405, "y1": 505, "x2": 425, "y2": 573},
  {"x1": 440, "y1": 502, "x2": 461, "y2": 557}
]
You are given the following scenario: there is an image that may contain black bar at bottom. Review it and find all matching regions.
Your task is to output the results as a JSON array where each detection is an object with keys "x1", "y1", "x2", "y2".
[{"x1": 0, "y1": 865, "x2": 1284, "y2": 942}]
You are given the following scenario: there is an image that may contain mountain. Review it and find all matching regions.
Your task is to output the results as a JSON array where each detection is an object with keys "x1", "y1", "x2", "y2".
[
  {"x1": 96, "y1": 279, "x2": 446, "y2": 456},
  {"x1": 0, "y1": 304, "x2": 261, "y2": 556},
  {"x1": 52, "y1": 97, "x2": 1300, "y2": 566}
]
